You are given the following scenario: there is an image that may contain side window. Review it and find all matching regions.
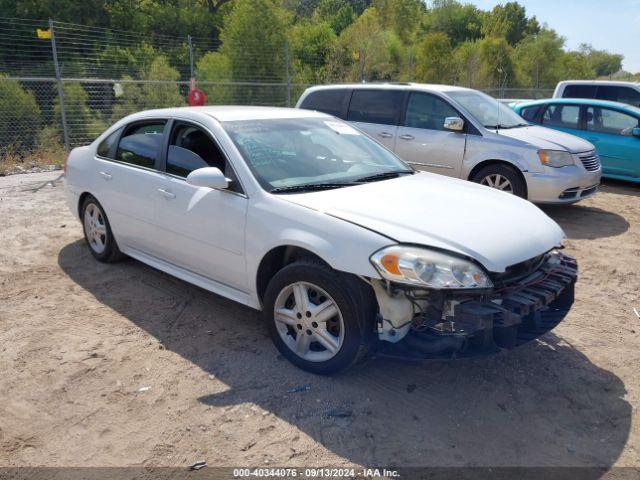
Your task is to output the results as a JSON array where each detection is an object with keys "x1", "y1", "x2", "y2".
[
  {"x1": 563, "y1": 85, "x2": 597, "y2": 98},
  {"x1": 597, "y1": 86, "x2": 640, "y2": 107},
  {"x1": 97, "y1": 129, "x2": 121, "y2": 158},
  {"x1": 299, "y1": 90, "x2": 349, "y2": 118},
  {"x1": 542, "y1": 104, "x2": 580, "y2": 129},
  {"x1": 404, "y1": 93, "x2": 460, "y2": 131},
  {"x1": 116, "y1": 121, "x2": 166, "y2": 169},
  {"x1": 586, "y1": 107, "x2": 639, "y2": 136},
  {"x1": 519, "y1": 105, "x2": 541, "y2": 122},
  {"x1": 347, "y1": 90, "x2": 402, "y2": 125},
  {"x1": 167, "y1": 122, "x2": 242, "y2": 192}
]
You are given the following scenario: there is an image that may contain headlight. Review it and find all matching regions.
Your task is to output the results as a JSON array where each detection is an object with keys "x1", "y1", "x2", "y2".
[
  {"x1": 370, "y1": 246, "x2": 493, "y2": 289},
  {"x1": 538, "y1": 149, "x2": 574, "y2": 168}
]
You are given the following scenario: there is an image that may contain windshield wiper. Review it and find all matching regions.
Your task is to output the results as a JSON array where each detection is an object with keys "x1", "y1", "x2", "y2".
[
  {"x1": 354, "y1": 170, "x2": 414, "y2": 183},
  {"x1": 485, "y1": 123, "x2": 528, "y2": 130},
  {"x1": 269, "y1": 182, "x2": 358, "y2": 194}
]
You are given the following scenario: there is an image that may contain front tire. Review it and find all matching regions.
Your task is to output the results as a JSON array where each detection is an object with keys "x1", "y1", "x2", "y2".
[
  {"x1": 80, "y1": 195, "x2": 126, "y2": 263},
  {"x1": 263, "y1": 259, "x2": 376, "y2": 375},
  {"x1": 471, "y1": 164, "x2": 527, "y2": 198}
]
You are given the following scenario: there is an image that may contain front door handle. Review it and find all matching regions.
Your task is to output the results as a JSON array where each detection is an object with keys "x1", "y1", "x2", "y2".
[
  {"x1": 378, "y1": 132, "x2": 393, "y2": 139},
  {"x1": 98, "y1": 171, "x2": 112, "y2": 180},
  {"x1": 157, "y1": 188, "x2": 176, "y2": 199},
  {"x1": 399, "y1": 134, "x2": 415, "y2": 141}
]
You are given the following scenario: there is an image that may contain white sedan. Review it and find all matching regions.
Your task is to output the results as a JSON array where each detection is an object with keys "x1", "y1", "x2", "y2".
[{"x1": 64, "y1": 106, "x2": 578, "y2": 374}]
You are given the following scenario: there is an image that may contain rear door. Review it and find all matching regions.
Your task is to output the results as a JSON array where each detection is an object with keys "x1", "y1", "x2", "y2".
[
  {"x1": 583, "y1": 106, "x2": 640, "y2": 178},
  {"x1": 346, "y1": 89, "x2": 403, "y2": 150},
  {"x1": 93, "y1": 120, "x2": 167, "y2": 255},
  {"x1": 153, "y1": 119, "x2": 249, "y2": 291},
  {"x1": 394, "y1": 91, "x2": 466, "y2": 177}
]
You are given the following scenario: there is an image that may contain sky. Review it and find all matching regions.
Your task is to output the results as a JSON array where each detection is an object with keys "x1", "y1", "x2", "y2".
[{"x1": 464, "y1": 0, "x2": 640, "y2": 73}]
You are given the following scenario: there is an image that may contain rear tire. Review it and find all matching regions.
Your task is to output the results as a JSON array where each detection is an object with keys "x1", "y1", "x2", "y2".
[
  {"x1": 471, "y1": 164, "x2": 527, "y2": 199},
  {"x1": 263, "y1": 259, "x2": 376, "y2": 375},
  {"x1": 80, "y1": 195, "x2": 126, "y2": 263}
]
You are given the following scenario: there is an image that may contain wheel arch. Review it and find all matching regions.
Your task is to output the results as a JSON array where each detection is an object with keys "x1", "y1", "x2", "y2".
[
  {"x1": 468, "y1": 159, "x2": 528, "y2": 198},
  {"x1": 255, "y1": 245, "x2": 330, "y2": 306},
  {"x1": 77, "y1": 191, "x2": 93, "y2": 219}
]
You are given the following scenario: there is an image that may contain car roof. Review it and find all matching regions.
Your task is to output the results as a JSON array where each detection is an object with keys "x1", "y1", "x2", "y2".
[
  {"x1": 515, "y1": 98, "x2": 640, "y2": 116},
  {"x1": 557, "y1": 80, "x2": 640, "y2": 88},
  {"x1": 124, "y1": 105, "x2": 332, "y2": 122},
  {"x1": 302, "y1": 82, "x2": 475, "y2": 94}
]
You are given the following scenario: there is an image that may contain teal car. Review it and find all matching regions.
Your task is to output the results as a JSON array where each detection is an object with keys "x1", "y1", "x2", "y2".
[{"x1": 513, "y1": 99, "x2": 640, "y2": 183}]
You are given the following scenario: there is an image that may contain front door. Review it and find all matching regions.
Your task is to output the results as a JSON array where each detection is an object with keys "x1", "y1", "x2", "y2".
[
  {"x1": 583, "y1": 106, "x2": 640, "y2": 179},
  {"x1": 346, "y1": 89, "x2": 403, "y2": 150},
  {"x1": 153, "y1": 120, "x2": 249, "y2": 291},
  {"x1": 394, "y1": 92, "x2": 466, "y2": 177}
]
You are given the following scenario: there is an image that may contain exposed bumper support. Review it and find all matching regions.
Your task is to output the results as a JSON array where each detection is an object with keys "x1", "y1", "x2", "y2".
[{"x1": 376, "y1": 252, "x2": 577, "y2": 360}]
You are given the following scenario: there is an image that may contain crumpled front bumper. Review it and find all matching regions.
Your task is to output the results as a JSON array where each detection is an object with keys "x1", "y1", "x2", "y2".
[{"x1": 376, "y1": 252, "x2": 578, "y2": 360}]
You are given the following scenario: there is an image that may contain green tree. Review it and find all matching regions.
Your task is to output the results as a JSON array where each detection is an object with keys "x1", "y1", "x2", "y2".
[
  {"x1": 289, "y1": 21, "x2": 337, "y2": 83},
  {"x1": 373, "y1": 0, "x2": 424, "y2": 44},
  {"x1": 54, "y1": 82, "x2": 107, "y2": 145},
  {"x1": 220, "y1": 0, "x2": 290, "y2": 103},
  {"x1": 580, "y1": 44, "x2": 624, "y2": 77},
  {"x1": 561, "y1": 50, "x2": 595, "y2": 80},
  {"x1": 112, "y1": 55, "x2": 184, "y2": 121},
  {"x1": 196, "y1": 52, "x2": 233, "y2": 104},
  {"x1": 415, "y1": 32, "x2": 454, "y2": 83},
  {"x1": 421, "y1": 0, "x2": 483, "y2": 46},
  {"x1": 0, "y1": 77, "x2": 40, "y2": 152},
  {"x1": 478, "y1": 37, "x2": 515, "y2": 88},
  {"x1": 481, "y1": 2, "x2": 529, "y2": 45},
  {"x1": 453, "y1": 40, "x2": 482, "y2": 87},
  {"x1": 514, "y1": 29, "x2": 565, "y2": 88},
  {"x1": 314, "y1": 0, "x2": 356, "y2": 34},
  {"x1": 329, "y1": 7, "x2": 404, "y2": 81}
]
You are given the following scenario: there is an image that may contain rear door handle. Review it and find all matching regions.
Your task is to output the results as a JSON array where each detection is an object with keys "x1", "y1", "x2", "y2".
[
  {"x1": 399, "y1": 134, "x2": 414, "y2": 141},
  {"x1": 377, "y1": 132, "x2": 393, "y2": 139},
  {"x1": 98, "y1": 171, "x2": 112, "y2": 180},
  {"x1": 157, "y1": 188, "x2": 176, "y2": 199}
]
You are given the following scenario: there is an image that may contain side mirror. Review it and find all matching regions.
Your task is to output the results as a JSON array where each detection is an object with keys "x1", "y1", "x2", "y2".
[
  {"x1": 444, "y1": 116, "x2": 464, "y2": 132},
  {"x1": 186, "y1": 167, "x2": 229, "y2": 190},
  {"x1": 632, "y1": 127, "x2": 640, "y2": 138}
]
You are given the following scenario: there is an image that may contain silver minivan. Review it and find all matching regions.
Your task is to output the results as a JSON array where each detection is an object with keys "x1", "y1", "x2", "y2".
[{"x1": 297, "y1": 83, "x2": 602, "y2": 204}]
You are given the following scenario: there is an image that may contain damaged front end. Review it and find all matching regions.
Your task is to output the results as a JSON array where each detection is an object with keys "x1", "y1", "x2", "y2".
[{"x1": 370, "y1": 250, "x2": 577, "y2": 360}]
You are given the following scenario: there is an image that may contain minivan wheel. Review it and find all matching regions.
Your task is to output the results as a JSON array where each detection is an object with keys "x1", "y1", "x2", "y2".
[
  {"x1": 80, "y1": 195, "x2": 125, "y2": 263},
  {"x1": 472, "y1": 164, "x2": 526, "y2": 198},
  {"x1": 263, "y1": 259, "x2": 375, "y2": 375}
]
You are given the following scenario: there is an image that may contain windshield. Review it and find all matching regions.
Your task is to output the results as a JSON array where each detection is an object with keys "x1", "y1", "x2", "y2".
[
  {"x1": 447, "y1": 90, "x2": 527, "y2": 129},
  {"x1": 222, "y1": 117, "x2": 412, "y2": 193}
]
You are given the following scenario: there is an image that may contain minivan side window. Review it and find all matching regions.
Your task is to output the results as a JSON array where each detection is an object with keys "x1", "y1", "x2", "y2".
[
  {"x1": 563, "y1": 85, "x2": 597, "y2": 98},
  {"x1": 116, "y1": 121, "x2": 166, "y2": 169},
  {"x1": 585, "y1": 107, "x2": 639, "y2": 136},
  {"x1": 97, "y1": 128, "x2": 121, "y2": 158},
  {"x1": 347, "y1": 90, "x2": 403, "y2": 125},
  {"x1": 404, "y1": 92, "x2": 459, "y2": 131},
  {"x1": 299, "y1": 89, "x2": 349, "y2": 118},
  {"x1": 542, "y1": 104, "x2": 580, "y2": 129}
]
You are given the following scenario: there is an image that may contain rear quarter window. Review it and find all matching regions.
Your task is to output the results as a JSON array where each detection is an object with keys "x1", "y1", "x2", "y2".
[
  {"x1": 299, "y1": 89, "x2": 350, "y2": 118},
  {"x1": 518, "y1": 105, "x2": 542, "y2": 122}
]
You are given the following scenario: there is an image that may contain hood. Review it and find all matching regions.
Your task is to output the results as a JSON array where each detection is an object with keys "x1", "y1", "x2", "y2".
[
  {"x1": 492, "y1": 125, "x2": 594, "y2": 153},
  {"x1": 283, "y1": 173, "x2": 564, "y2": 272}
]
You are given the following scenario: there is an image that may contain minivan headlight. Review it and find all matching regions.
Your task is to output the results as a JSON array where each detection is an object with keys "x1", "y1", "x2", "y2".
[
  {"x1": 370, "y1": 246, "x2": 493, "y2": 289},
  {"x1": 538, "y1": 149, "x2": 574, "y2": 168}
]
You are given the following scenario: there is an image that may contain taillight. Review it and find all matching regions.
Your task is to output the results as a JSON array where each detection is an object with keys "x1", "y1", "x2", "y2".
[{"x1": 63, "y1": 153, "x2": 70, "y2": 175}]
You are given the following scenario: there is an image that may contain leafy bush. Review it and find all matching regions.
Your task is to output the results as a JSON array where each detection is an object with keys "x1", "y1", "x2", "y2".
[{"x1": 0, "y1": 77, "x2": 41, "y2": 152}]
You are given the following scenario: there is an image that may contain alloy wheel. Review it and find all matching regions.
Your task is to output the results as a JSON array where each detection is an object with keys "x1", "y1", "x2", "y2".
[
  {"x1": 273, "y1": 281, "x2": 344, "y2": 362},
  {"x1": 83, "y1": 203, "x2": 107, "y2": 254},
  {"x1": 481, "y1": 173, "x2": 513, "y2": 192}
]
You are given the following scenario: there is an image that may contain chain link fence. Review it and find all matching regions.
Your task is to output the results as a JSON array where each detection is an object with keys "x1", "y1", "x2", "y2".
[{"x1": 0, "y1": 16, "x2": 553, "y2": 171}]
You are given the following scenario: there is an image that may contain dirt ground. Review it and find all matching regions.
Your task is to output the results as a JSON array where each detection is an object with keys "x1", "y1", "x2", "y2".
[{"x1": 0, "y1": 171, "x2": 639, "y2": 469}]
